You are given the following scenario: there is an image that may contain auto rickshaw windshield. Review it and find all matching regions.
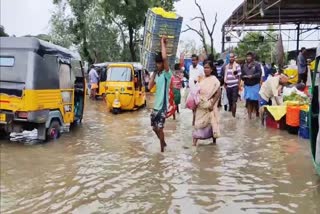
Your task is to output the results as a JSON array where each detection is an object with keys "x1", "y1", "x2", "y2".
[
  {"x1": 107, "y1": 67, "x2": 132, "y2": 82},
  {"x1": 0, "y1": 56, "x2": 15, "y2": 67}
]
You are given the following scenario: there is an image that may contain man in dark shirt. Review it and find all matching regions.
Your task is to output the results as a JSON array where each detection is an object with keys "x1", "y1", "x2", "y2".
[
  {"x1": 297, "y1": 47, "x2": 307, "y2": 84},
  {"x1": 241, "y1": 52, "x2": 262, "y2": 119}
]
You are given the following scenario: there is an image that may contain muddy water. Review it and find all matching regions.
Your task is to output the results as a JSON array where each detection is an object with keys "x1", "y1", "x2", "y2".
[{"x1": 1, "y1": 93, "x2": 320, "y2": 214}]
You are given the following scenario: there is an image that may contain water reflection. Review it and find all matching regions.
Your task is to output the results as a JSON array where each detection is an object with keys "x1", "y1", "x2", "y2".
[{"x1": 0, "y1": 96, "x2": 319, "y2": 214}]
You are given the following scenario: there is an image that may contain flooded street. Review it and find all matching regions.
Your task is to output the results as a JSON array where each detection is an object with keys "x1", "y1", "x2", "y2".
[{"x1": 1, "y1": 93, "x2": 320, "y2": 214}]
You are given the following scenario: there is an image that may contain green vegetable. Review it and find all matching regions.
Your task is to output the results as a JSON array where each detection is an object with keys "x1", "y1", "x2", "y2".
[{"x1": 283, "y1": 92, "x2": 310, "y2": 105}]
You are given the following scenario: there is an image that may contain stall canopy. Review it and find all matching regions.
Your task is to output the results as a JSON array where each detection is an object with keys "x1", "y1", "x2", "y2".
[{"x1": 222, "y1": 0, "x2": 320, "y2": 52}]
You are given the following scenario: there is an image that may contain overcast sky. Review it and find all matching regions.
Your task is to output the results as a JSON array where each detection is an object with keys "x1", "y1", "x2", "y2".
[{"x1": 1, "y1": 0, "x2": 318, "y2": 53}]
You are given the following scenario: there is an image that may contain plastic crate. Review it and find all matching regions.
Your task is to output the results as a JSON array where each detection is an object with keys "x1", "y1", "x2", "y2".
[
  {"x1": 141, "y1": 47, "x2": 176, "y2": 72},
  {"x1": 145, "y1": 9, "x2": 183, "y2": 36},
  {"x1": 141, "y1": 9, "x2": 183, "y2": 68},
  {"x1": 265, "y1": 113, "x2": 286, "y2": 130},
  {"x1": 298, "y1": 126, "x2": 309, "y2": 139},
  {"x1": 142, "y1": 30, "x2": 180, "y2": 56},
  {"x1": 299, "y1": 110, "x2": 309, "y2": 127}
]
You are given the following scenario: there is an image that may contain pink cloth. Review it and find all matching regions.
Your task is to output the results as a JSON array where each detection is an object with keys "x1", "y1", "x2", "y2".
[
  {"x1": 186, "y1": 85, "x2": 200, "y2": 110},
  {"x1": 171, "y1": 74, "x2": 183, "y2": 89}
]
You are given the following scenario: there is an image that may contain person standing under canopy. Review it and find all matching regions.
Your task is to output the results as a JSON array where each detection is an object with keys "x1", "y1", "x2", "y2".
[
  {"x1": 241, "y1": 52, "x2": 262, "y2": 119},
  {"x1": 148, "y1": 36, "x2": 172, "y2": 153},
  {"x1": 297, "y1": 47, "x2": 308, "y2": 84}
]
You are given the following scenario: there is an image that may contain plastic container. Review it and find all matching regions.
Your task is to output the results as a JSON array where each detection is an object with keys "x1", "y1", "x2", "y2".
[
  {"x1": 141, "y1": 47, "x2": 176, "y2": 72},
  {"x1": 286, "y1": 106, "x2": 301, "y2": 127},
  {"x1": 287, "y1": 125, "x2": 299, "y2": 135},
  {"x1": 141, "y1": 9, "x2": 183, "y2": 71},
  {"x1": 298, "y1": 126, "x2": 310, "y2": 139},
  {"x1": 299, "y1": 109, "x2": 309, "y2": 128},
  {"x1": 265, "y1": 113, "x2": 286, "y2": 130},
  {"x1": 144, "y1": 9, "x2": 183, "y2": 37}
]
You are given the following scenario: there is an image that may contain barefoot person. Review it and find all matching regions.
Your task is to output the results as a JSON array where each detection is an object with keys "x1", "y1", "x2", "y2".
[
  {"x1": 193, "y1": 61, "x2": 221, "y2": 146},
  {"x1": 88, "y1": 65, "x2": 99, "y2": 100},
  {"x1": 224, "y1": 53, "x2": 241, "y2": 117},
  {"x1": 172, "y1": 63, "x2": 183, "y2": 114},
  {"x1": 148, "y1": 36, "x2": 172, "y2": 152},
  {"x1": 241, "y1": 52, "x2": 262, "y2": 119}
]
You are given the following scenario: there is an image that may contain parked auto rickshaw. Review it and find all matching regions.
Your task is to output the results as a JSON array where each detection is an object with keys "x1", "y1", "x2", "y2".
[
  {"x1": 0, "y1": 37, "x2": 86, "y2": 141},
  {"x1": 93, "y1": 62, "x2": 109, "y2": 97},
  {"x1": 105, "y1": 62, "x2": 146, "y2": 114}
]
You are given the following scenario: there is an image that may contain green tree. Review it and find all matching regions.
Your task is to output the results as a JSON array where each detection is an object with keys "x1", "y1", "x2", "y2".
[
  {"x1": 101, "y1": 0, "x2": 150, "y2": 62},
  {"x1": 51, "y1": 0, "x2": 178, "y2": 62},
  {"x1": 52, "y1": 0, "x2": 95, "y2": 63},
  {"x1": 51, "y1": 0, "x2": 124, "y2": 63},
  {"x1": 0, "y1": 26, "x2": 9, "y2": 37},
  {"x1": 24, "y1": 34, "x2": 53, "y2": 42},
  {"x1": 234, "y1": 31, "x2": 276, "y2": 63},
  {"x1": 50, "y1": 2, "x2": 74, "y2": 48},
  {"x1": 152, "y1": 0, "x2": 178, "y2": 10}
]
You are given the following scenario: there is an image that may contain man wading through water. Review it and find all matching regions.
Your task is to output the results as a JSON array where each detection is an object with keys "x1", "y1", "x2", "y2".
[
  {"x1": 148, "y1": 36, "x2": 172, "y2": 152},
  {"x1": 189, "y1": 54, "x2": 204, "y2": 125},
  {"x1": 241, "y1": 52, "x2": 262, "y2": 119},
  {"x1": 224, "y1": 53, "x2": 241, "y2": 117}
]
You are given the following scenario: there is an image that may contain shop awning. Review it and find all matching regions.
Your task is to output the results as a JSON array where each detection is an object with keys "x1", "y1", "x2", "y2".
[{"x1": 223, "y1": 0, "x2": 320, "y2": 29}]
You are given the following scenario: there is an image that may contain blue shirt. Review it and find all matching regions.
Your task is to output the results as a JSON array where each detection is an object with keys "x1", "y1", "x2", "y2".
[{"x1": 154, "y1": 70, "x2": 172, "y2": 111}]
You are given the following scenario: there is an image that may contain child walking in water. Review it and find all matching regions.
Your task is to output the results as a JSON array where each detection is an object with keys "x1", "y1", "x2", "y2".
[{"x1": 171, "y1": 63, "x2": 183, "y2": 114}]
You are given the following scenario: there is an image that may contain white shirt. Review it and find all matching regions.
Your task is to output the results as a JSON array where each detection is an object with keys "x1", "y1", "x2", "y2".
[
  {"x1": 188, "y1": 64, "x2": 204, "y2": 89},
  {"x1": 259, "y1": 76, "x2": 280, "y2": 101},
  {"x1": 261, "y1": 64, "x2": 265, "y2": 78}
]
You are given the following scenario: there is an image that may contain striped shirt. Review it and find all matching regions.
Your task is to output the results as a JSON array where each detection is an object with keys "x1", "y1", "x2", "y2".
[{"x1": 225, "y1": 63, "x2": 241, "y2": 88}]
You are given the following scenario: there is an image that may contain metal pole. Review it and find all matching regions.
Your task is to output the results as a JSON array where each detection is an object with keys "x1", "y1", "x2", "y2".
[
  {"x1": 296, "y1": 23, "x2": 300, "y2": 57},
  {"x1": 222, "y1": 26, "x2": 225, "y2": 53}
]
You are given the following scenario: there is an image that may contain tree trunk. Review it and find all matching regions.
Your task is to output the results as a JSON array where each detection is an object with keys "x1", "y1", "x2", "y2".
[
  {"x1": 128, "y1": 25, "x2": 136, "y2": 62},
  {"x1": 210, "y1": 37, "x2": 214, "y2": 55},
  {"x1": 202, "y1": 39, "x2": 208, "y2": 55}
]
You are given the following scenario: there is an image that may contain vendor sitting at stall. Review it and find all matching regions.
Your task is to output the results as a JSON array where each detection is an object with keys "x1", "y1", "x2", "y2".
[{"x1": 259, "y1": 74, "x2": 289, "y2": 107}]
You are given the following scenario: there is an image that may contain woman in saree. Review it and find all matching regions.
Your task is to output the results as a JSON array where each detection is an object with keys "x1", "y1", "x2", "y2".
[{"x1": 193, "y1": 61, "x2": 222, "y2": 146}]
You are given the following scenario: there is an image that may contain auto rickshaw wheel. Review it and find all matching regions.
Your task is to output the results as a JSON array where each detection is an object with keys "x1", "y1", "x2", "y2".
[{"x1": 46, "y1": 120, "x2": 61, "y2": 140}]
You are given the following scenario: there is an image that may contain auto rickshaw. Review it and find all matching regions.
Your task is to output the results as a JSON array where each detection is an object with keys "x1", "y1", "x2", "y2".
[
  {"x1": 93, "y1": 62, "x2": 109, "y2": 97},
  {"x1": 105, "y1": 62, "x2": 146, "y2": 114},
  {"x1": 0, "y1": 37, "x2": 86, "y2": 141}
]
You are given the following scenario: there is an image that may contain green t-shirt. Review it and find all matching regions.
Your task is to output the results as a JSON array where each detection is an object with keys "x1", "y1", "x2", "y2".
[{"x1": 154, "y1": 70, "x2": 172, "y2": 111}]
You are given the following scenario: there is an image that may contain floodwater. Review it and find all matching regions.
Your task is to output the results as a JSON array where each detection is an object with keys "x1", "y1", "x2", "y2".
[{"x1": 1, "y1": 92, "x2": 320, "y2": 214}]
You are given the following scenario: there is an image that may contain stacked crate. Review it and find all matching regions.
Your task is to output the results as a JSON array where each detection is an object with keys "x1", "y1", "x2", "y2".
[
  {"x1": 298, "y1": 109, "x2": 310, "y2": 139},
  {"x1": 141, "y1": 9, "x2": 183, "y2": 72}
]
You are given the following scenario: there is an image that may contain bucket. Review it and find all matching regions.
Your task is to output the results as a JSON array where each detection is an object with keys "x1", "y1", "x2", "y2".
[
  {"x1": 286, "y1": 106, "x2": 301, "y2": 127},
  {"x1": 298, "y1": 126, "x2": 309, "y2": 139}
]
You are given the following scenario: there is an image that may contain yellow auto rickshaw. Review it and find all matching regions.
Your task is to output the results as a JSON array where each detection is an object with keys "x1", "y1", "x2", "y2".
[
  {"x1": 93, "y1": 62, "x2": 109, "y2": 97},
  {"x1": 105, "y1": 63, "x2": 146, "y2": 114},
  {"x1": 0, "y1": 37, "x2": 86, "y2": 141}
]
